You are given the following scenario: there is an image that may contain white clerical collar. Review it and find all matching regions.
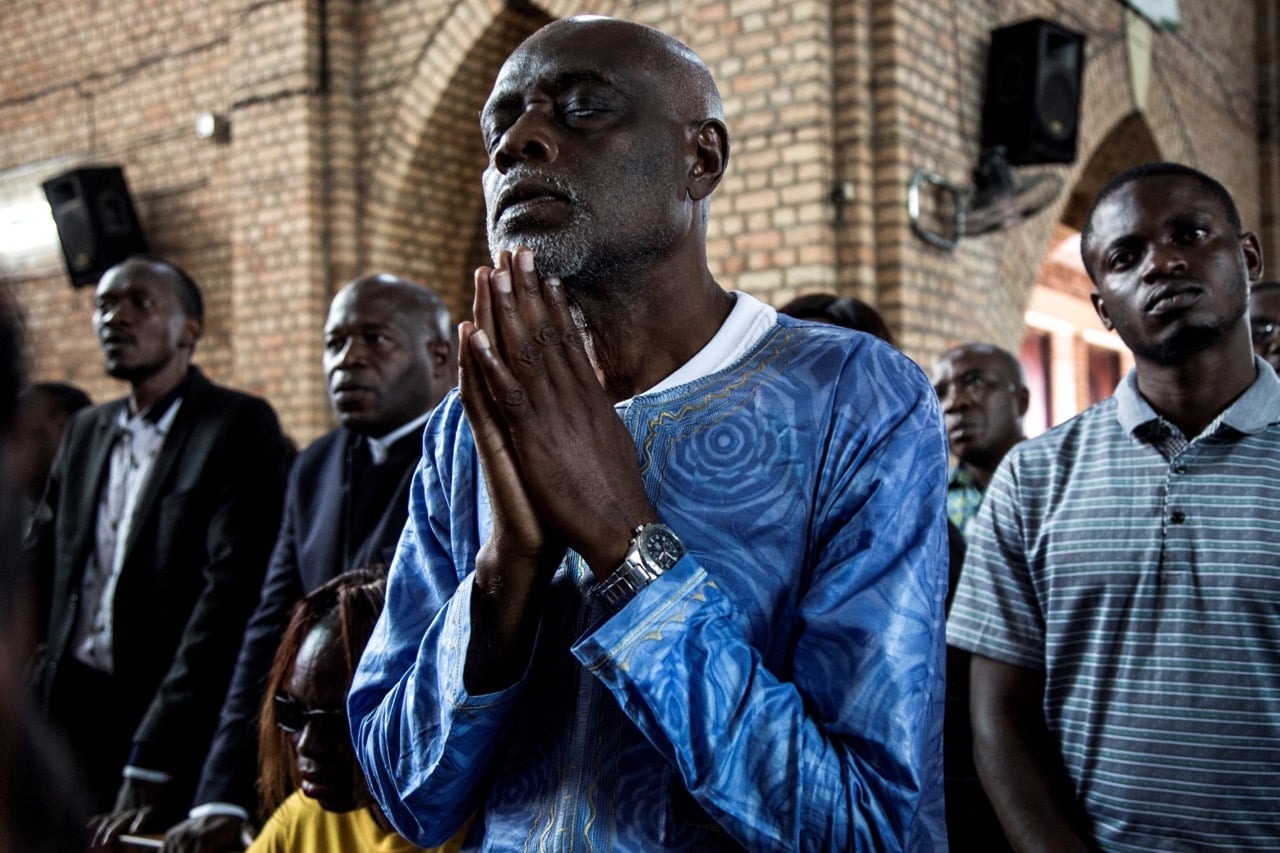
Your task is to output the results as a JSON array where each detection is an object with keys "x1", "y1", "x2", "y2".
[
  {"x1": 365, "y1": 410, "x2": 431, "y2": 465},
  {"x1": 614, "y1": 291, "x2": 776, "y2": 411}
]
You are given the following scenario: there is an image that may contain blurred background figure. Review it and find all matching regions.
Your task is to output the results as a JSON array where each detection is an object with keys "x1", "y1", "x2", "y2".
[
  {"x1": 0, "y1": 292, "x2": 89, "y2": 853},
  {"x1": 930, "y1": 343, "x2": 1028, "y2": 540},
  {"x1": 777, "y1": 292, "x2": 897, "y2": 347},
  {"x1": 10, "y1": 381, "x2": 91, "y2": 527},
  {"x1": 246, "y1": 567, "x2": 465, "y2": 853},
  {"x1": 931, "y1": 341, "x2": 1026, "y2": 852},
  {"x1": 28, "y1": 256, "x2": 292, "y2": 845},
  {"x1": 1250, "y1": 280, "x2": 1280, "y2": 374}
]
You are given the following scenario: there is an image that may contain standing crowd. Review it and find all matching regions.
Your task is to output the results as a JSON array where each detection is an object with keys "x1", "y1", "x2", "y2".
[{"x1": 2, "y1": 15, "x2": 1277, "y2": 853}]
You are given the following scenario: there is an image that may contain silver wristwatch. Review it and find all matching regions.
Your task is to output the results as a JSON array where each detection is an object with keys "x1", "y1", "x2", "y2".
[{"x1": 593, "y1": 523, "x2": 685, "y2": 613}]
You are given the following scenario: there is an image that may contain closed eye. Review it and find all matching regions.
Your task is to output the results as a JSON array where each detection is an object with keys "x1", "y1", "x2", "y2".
[{"x1": 482, "y1": 123, "x2": 506, "y2": 155}]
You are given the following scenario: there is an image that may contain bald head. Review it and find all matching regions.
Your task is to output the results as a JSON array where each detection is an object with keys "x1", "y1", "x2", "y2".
[
  {"x1": 936, "y1": 343, "x2": 1026, "y2": 388},
  {"x1": 521, "y1": 17, "x2": 723, "y2": 122},
  {"x1": 341, "y1": 274, "x2": 454, "y2": 345}
]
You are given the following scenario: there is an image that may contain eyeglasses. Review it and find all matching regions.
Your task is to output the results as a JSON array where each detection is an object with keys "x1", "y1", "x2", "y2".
[
  {"x1": 273, "y1": 693, "x2": 345, "y2": 734},
  {"x1": 934, "y1": 370, "x2": 1015, "y2": 402},
  {"x1": 1252, "y1": 321, "x2": 1280, "y2": 347}
]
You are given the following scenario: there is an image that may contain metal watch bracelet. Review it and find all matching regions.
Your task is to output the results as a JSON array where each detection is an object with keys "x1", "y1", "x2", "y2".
[{"x1": 593, "y1": 524, "x2": 667, "y2": 613}]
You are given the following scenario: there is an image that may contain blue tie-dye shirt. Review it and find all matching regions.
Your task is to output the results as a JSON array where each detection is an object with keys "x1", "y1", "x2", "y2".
[{"x1": 349, "y1": 316, "x2": 949, "y2": 851}]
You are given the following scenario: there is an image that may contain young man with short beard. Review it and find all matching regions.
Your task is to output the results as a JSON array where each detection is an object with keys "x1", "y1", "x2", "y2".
[{"x1": 949, "y1": 163, "x2": 1280, "y2": 851}]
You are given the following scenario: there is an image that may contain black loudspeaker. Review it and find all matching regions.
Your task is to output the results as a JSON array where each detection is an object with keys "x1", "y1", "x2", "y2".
[
  {"x1": 42, "y1": 166, "x2": 149, "y2": 288},
  {"x1": 980, "y1": 19, "x2": 1086, "y2": 166}
]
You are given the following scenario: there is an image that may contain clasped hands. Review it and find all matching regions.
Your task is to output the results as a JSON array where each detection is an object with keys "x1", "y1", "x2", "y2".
[{"x1": 459, "y1": 248, "x2": 657, "y2": 606}]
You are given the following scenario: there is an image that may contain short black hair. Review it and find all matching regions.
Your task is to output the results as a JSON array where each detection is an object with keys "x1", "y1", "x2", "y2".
[
  {"x1": 1080, "y1": 162, "x2": 1242, "y2": 282},
  {"x1": 125, "y1": 254, "x2": 205, "y2": 321},
  {"x1": 777, "y1": 293, "x2": 895, "y2": 346}
]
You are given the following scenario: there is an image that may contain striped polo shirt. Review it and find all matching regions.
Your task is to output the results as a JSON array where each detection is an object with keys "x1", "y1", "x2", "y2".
[{"x1": 948, "y1": 357, "x2": 1280, "y2": 852}]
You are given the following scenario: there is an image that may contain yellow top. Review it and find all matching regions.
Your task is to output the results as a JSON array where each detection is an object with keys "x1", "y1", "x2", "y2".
[{"x1": 247, "y1": 791, "x2": 467, "y2": 853}]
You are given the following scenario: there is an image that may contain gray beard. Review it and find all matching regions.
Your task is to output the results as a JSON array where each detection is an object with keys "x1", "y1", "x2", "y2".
[
  {"x1": 488, "y1": 217, "x2": 680, "y2": 299},
  {"x1": 488, "y1": 226, "x2": 591, "y2": 282}
]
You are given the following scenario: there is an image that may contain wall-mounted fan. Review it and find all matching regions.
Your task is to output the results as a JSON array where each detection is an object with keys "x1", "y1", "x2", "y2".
[
  {"x1": 908, "y1": 147, "x2": 1064, "y2": 251},
  {"x1": 965, "y1": 147, "x2": 1064, "y2": 234}
]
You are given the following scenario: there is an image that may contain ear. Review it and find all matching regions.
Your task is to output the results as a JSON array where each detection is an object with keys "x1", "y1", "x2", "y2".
[
  {"x1": 427, "y1": 339, "x2": 454, "y2": 378},
  {"x1": 179, "y1": 316, "x2": 203, "y2": 349},
  {"x1": 1240, "y1": 230, "x2": 1264, "y2": 281},
  {"x1": 1014, "y1": 385, "x2": 1030, "y2": 417},
  {"x1": 687, "y1": 119, "x2": 729, "y2": 201},
  {"x1": 1090, "y1": 290, "x2": 1114, "y2": 331}
]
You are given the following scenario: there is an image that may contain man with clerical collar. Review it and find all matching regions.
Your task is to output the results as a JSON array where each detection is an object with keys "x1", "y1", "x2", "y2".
[
  {"x1": 27, "y1": 255, "x2": 292, "y2": 842},
  {"x1": 158, "y1": 274, "x2": 456, "y2": 852}
]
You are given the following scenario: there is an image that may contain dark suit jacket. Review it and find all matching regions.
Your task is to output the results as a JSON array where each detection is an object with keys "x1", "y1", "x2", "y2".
[
  {"x1": 194, "y1": 424, "x2": 422, "y2": 812},
  {"x1": 30, "y1": 367, "x2": 290, "y2": 800}
]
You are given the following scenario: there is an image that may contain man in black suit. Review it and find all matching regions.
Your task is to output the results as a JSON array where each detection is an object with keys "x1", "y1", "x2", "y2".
[
  {"x1": 26, "y1": 256, "x2": 291, "y2": 842},
  {"x1": 162, "y1": 274, "x2": 456, "y2": 852}
]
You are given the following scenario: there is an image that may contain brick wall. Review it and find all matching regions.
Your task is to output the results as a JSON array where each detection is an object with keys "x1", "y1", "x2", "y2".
[{"x1": 2, "y1": 0, "x2": 1274, "y2": 443}]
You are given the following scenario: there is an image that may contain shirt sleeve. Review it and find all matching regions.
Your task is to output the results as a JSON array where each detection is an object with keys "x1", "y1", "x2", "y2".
[
  {"x1": 946, "y1": 446, "x2": 1046, "y2": 669},
  {"x1": 573, "y1": 374, "x2": 949, "y2": 851},
  {"x1": 348, "y1": 397, "x2": 515, "y2": 847}
]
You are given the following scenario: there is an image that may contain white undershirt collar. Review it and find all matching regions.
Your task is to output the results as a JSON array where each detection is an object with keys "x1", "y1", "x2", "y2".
[{"x1": 613, "y1": 291, "x2": 775, "y2": 412}]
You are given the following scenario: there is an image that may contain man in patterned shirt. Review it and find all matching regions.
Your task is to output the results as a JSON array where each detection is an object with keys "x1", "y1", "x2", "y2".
[
  {"x1": 949, "y1": 162, "x2": 1280, "y2": 851},
  {"x1": 349, "y1": 16, "x2": 949, "y2": 851}
]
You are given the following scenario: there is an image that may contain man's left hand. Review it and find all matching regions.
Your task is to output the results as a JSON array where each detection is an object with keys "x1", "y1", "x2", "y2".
[{"x1": 87, "y1": 777, "x2": 175, "y2": 850}]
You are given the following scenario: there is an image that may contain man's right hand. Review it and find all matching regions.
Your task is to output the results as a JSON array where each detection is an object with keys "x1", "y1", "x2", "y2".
[
  {"x1": 459, "y1": 258, "x2": 567, "y2": 694},
  {"x1": 162, "y1": 813, "x2": 252, "y2": 853},
  {"x1": 461, "y1": 261, "x2": 562, "y2": 576}
]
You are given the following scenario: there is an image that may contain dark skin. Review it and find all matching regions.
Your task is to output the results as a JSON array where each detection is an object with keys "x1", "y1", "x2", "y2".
[
  {"x1": 459, "y1": 18, "x2": 731, "y2": 694},
  {"x1": 86, "y1": 259, "x2": 203, "y2": 850},
  {"x1": 969, "y1": 658, "x2": 1091, "y2": 853},
  {"x1": 322, "y1": 276, "x2": 455, "y2": 436},
  {"x1": 91, "y1": 259, "x2": 202, "y2": 414},
  {"x1": 972, "y1": 174, "x2": 1263, "y2": 851},
  {"x1": 1085, "y1": 175, "x2": 1261, "y2": 437},
  {"x1": 1248, "y1": 285, "x2": 1280, "y2": 373},
  {"x1": 930, "y1": 344, "x2": 1028, "y2": 491}
]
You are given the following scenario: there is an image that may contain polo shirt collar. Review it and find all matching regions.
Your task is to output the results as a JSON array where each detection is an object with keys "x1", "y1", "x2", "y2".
[{"x1": 1115, "y1": 355, "x2": 1280, "y2": 438}]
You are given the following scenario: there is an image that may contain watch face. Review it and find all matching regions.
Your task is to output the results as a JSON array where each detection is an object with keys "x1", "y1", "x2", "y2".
[{"x1": 641, "y1": 526, "x2": 684, "y2": 570}]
